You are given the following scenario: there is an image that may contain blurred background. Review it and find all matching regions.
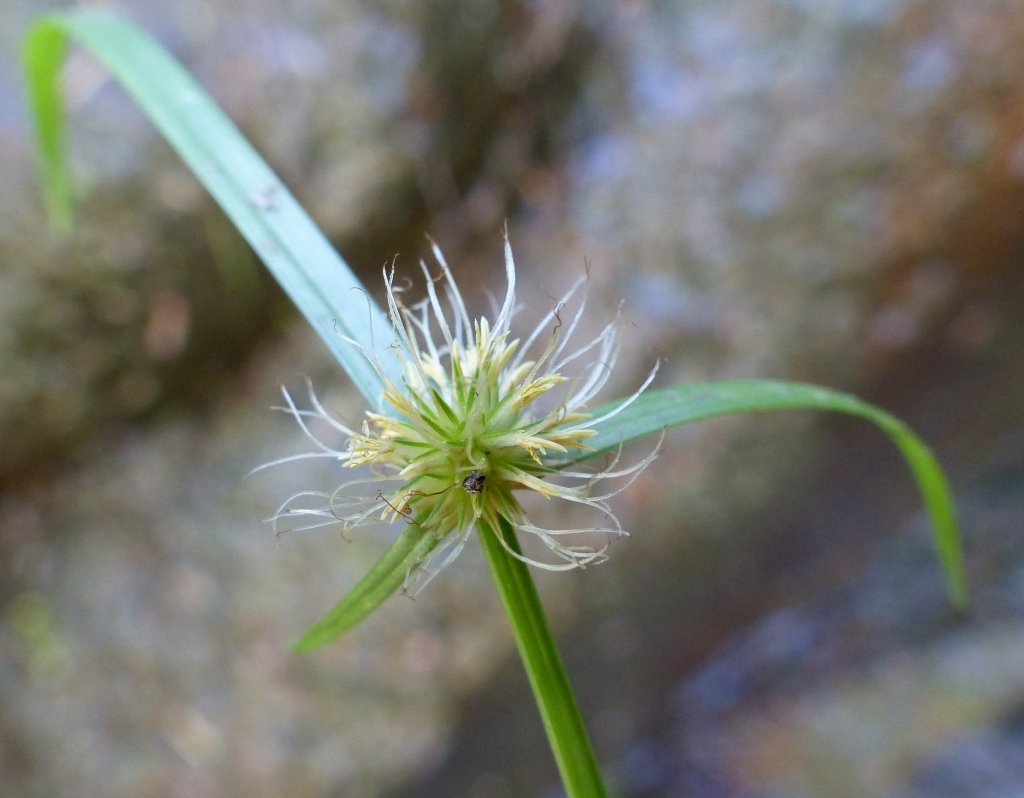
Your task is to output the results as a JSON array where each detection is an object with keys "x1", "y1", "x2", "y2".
[{"x1": 2, "y1": 0, "x2": 1024, "y2": 796}]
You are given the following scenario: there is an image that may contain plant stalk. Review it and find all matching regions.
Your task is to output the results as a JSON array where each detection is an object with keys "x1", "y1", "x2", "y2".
[{"x1": 478, "y1": 516, "x2": 609, "y2": 798}]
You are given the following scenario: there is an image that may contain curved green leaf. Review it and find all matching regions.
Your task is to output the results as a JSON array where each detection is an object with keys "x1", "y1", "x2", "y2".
[
  {"x1": 293, "y1": 523, "x2": 440, "y2": 653},
  {"x1": 21, "y1": 10, "x2": 399, "y2": 406},
  {"x1": 22, "y1": 21, "x2": 72, "y2": 231},
  {"x1": 566, "y1": 380, "x2": 967, "y2": 607}
]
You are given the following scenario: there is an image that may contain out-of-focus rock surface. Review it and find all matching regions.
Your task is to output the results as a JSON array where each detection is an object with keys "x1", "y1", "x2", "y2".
[{"x1": 4, "y1": 0, "x2": 1024, "y2": 797}]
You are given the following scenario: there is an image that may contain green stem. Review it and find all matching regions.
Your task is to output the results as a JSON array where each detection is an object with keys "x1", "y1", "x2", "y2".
[{"x1": 478, "y1": 516, "x2": 609, "y2": 798}]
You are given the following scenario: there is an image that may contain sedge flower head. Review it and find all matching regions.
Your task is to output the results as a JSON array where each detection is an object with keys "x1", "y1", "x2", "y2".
[{"x1": 267, "y1": 235, "x2": 658, "y2": 592}]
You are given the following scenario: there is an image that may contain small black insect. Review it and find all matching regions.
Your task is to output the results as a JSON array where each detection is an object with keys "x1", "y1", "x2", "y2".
[{"x1": 462, "y1": 471, "x2": 486, "y2": 494}]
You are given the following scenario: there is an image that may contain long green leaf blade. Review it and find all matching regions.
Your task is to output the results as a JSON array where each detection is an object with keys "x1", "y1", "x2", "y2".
[
  {"x1": 22, "y1": 22, "x2": 72, "y2": 231},
  {"x1": 21, "y1": 10, "x2": 399, "y2": 406},
  {"x1": 292, "y1": 524, "x2": 440, "y2": 653},
  {"x1": 478, "y1": 516, "x2": 608, "y2": 798},
  {"x1": 568, "y1": 380, "x2": 967, "y2": 606}
]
